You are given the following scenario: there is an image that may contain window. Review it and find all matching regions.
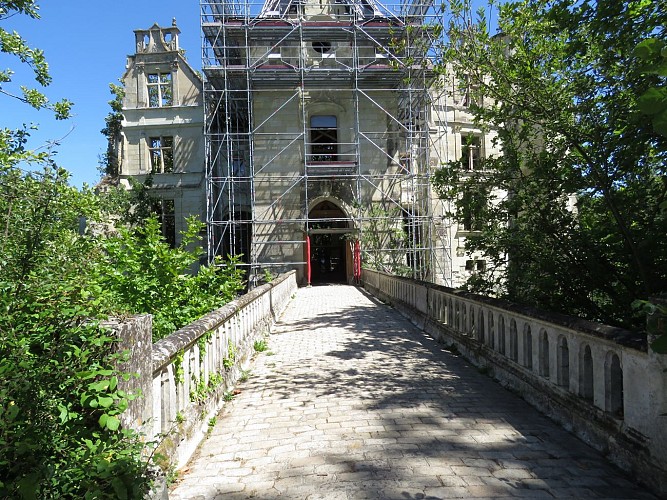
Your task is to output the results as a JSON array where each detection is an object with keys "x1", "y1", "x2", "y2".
[
  {"x1": 465, "y1": 259, "x2": 486, "y2": 272},
  {"x1": 151, "y1": 198, "x2": 176, "y2": 248},
  {"x1": 460, "y1": 188, "x2": 486, "y2": 231},
  {"x1": 461, "y1": 134, "x2": 482, "y2": 170},
  {"x1": 149, "y1": 136, "x2": 174, "y2": 173},
  {"x1": 147, "y1": 72, "x2": 173, "y2": 107},
  {"x1": 309, "y1": 115, "x2": 338, "y2": 162},
  {"x1": 456, "y1": 75, "x2": 479, "y2": 108},
  {"x1": 312, "y1": 41, "x2": 332, "y2": 54}
]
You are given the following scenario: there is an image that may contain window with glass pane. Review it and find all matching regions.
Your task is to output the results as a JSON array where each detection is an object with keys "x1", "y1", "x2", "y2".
[
  {"x1": 147, "y1": 72, "x2": 173, "y2": 107},
  {"x1": 149, "y1": 136, "x2": 174, "y2": 173},
  {"x1": 461, "y1": 135, "x2": 482, "y2": 170},
  {"x1": 310, "y1": 115, "x2": 338, "y2": 162}
]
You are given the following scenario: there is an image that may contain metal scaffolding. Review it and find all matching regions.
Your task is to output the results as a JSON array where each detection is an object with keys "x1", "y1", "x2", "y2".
[{"x1": 201, "y1": 0, "x2": 452, "y2": 287}]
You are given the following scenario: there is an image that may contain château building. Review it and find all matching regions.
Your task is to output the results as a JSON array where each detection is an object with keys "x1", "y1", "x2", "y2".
[{"x1": 114, "y1": 0, "x2": 502, "y2": 287}]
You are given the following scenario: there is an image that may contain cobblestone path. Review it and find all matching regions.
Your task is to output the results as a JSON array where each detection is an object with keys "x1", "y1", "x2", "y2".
[{"x1": 169, "y1": 285, "x2": 655, "y2": 499}]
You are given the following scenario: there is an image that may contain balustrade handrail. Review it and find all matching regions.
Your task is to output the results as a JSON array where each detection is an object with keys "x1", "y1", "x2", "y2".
[
  {"x1": 152, "y1": 271, "x2": 294, "y2": 374},
  {"x1": 363, "y1": 268, "x2": 647, "y2": 351}
]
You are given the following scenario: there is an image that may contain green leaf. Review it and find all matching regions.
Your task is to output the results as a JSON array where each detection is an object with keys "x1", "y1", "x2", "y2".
[
  {"x1": 651, "y1": 111, "x2": 667, "y2": 137},
  {"x1": 650, "y1": 333, "x2": 667, "y2": 354},
  {"x1": 97, "y1": 396, "x2": 114, "y2": 408},
  {"x1": 17, "y1": 474, "x2": 38, "y2": 500},
  {"x1": 6, "y1": 404, "x2": 19, "y2": 421},
  {"x1": 105, "y1": 415, "x2": 120, "y2": 431},
  {"x1": 637, "y1": 88, "x2": 667, "y2": 116},
  {"x1": 98, "y1": 413, "x2": 108, "y2": 429},
  {"x1": 634, "y1": 38, "x2": 662, "y2": 60},
  {"x1": 111, "y1": 478, "x2": 129, "y2": 500},
  {"x1": 90, "y1": 379, "x2": 110, "y2": 392}
]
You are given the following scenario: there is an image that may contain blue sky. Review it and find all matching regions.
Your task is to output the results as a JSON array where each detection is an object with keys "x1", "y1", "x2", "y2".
[{"x1": 1, "y1": 2, "x2": 202, "y2": 187}]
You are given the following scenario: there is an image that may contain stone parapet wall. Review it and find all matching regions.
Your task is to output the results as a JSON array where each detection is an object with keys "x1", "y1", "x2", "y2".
[
  {"x1": 111, "y1": 271, "x2": 298, "y2": 469},
  {"x1": 362, "y1": 269, "x2": 667, "y2": 497}
]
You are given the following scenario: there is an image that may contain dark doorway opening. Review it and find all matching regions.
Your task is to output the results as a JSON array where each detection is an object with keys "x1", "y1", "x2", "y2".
[{"x1": 311, "y1": 233, "x2": 346, "y2": 283}]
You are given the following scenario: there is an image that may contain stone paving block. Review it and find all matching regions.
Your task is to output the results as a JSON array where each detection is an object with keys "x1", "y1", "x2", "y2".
[
  {"x1": 305, "y1": 491, "x2": 348, "y2": 500},
  {"x1": 423, "y1": 486, "x2": 471, "y2": 498},
  {"x1": 465, "y1": 484, "x2": 517, "y2": 498},
  {"x1": 461, "y1": 475, "x2": 486, "y2": 486},
  {"x1": 492, "y1": 468, "x2": 535, "y2": 480},
  {"x1": 450, "y1": 465, "x2": 494, "y2": 477}
]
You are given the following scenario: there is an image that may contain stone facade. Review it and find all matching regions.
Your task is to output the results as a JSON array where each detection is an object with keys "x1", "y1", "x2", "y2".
[{"x1": 117, "y1": 21, "x2": 205, "y2": 248}]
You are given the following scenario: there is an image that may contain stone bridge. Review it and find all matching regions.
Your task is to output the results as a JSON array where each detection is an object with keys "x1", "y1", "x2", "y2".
[{"x1": 158, "y1": 277, "x2": 664, "y2": 499}]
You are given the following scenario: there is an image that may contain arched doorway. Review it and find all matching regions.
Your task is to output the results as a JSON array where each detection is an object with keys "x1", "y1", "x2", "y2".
[{"x1": 308, "y1": 200, "x2": 352, "y2": 284}]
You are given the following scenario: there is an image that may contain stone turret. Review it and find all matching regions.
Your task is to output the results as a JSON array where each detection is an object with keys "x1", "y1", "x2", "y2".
[{"x1": 134, "y1": 19, "x2": 180, "y2": 54}]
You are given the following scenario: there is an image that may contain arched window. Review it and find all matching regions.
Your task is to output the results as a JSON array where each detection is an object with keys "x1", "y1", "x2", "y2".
[
  {"x1": 454, "y1": 302, "x2": 461, "y2": 332},
  {"x1": 440, "y1": 296, "x2": 447, "y2": 324},
  {"x1": 477, "y1": 309, "x2": 485, "y2": 342},
  {"x1": 487, "y1": 313, "x2": 495, "y2": 348},
  {"x1": 509, "y1": 319, "x2": 518, "y2": 362},
  {"x1": 579, "y1": 345, "x2": 594, "y2": 402},
  {"x1": 539, "y1": 329, "x2": 550, "y2": 378},
  {"x1": 605, "y1": 352, "x2": 623, "y2": 417},
  {"x1": 461, "y1": 304, "x2": 468, "y2": 334},
  {"x1": 557, "y1": 336, "x2": 570, "y2": 389},
  {"x1": 448, "y1": 298, "x2": 454, "y2": 326},
  {"x1": 498, "y1": 316, "x2": 506, "y2": 355},
  {"x1": 523, "y1": 324, "x2": 533, "y2": 370}
]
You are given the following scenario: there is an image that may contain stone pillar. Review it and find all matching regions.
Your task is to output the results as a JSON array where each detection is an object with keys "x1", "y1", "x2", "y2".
[{"x1": 104, "y1": 315, "x2": 154, "y2": 435}]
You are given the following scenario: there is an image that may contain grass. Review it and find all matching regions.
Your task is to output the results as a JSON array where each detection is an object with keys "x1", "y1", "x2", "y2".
[
  {"x1": 253, "y1": 339, "x2": 268, "y2": 352},
  {"x1": 239, "y1": 369, "x2": 251, "y2": 382}
]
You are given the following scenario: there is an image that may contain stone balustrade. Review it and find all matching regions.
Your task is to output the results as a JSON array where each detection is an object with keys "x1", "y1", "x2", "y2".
[
  {"x1": 362, "y1": 268, "x2": 667, "y2": 497},
  {"x1": 111, "y1": 270, "x2": 298, "y2": 469}
]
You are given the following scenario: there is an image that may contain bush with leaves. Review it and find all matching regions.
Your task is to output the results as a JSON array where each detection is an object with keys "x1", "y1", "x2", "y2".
[
  {"x1": 0, "y1": 162, "x2": 245, "y2": 497},
  {"x1": 93, "y1": 214, "x2": 244, "y2": 341},
  {"x1": 0, "y1": 164, "x2": 153, "y2": 498},
  {"x1": 0, "y1": 3, "x2": 245, "y2": 495}
]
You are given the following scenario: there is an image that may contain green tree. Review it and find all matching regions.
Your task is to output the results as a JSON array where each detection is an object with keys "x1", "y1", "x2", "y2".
[
  {"x1": 0, "y1": 0, "x2": 72, "y2": 118},
  {"x1": 99, "y1": 83, "x2": 125, "y2": 179},
  {"x1": 433, "y1": 0, "x2": 667, "y2": 331},
  {"x1": 94, "y1": 215, "x2": 244, "y2": 341},
  {"x1": 0, "y1": 3, "x2": 246, "y2": 496}
]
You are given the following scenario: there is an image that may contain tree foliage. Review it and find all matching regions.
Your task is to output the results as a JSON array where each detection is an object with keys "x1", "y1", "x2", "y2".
[
  {"x1": 0, "y1": 163, "x2": 151, "y2": 498},
  {"x1": 93, "y1": 212, "x2": 245, "y2": 341},
  {"x1": 433, "y1": 0, "x2": 667, "y2": 331},
  {"x1": 99, "y1": 83, "x2": 125, "y2": 179}
]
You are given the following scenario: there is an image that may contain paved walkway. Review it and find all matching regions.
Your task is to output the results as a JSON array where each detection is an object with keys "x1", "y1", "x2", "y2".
[{"x1": 169, "y1": 285, "x2": 655, "y2": 499}]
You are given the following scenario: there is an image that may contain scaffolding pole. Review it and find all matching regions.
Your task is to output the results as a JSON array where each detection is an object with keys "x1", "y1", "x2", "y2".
[{"x1": 201, "y1": 0, "x2": 452, "y2": 287}]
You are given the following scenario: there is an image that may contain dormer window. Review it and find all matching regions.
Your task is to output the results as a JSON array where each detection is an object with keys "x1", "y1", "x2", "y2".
[
  {"x1": 312, "y1": 41, "x2": 332, "y2": 54},
  {"x1": 147, "y1": 72, "x2": 173, "y2": 107}
]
